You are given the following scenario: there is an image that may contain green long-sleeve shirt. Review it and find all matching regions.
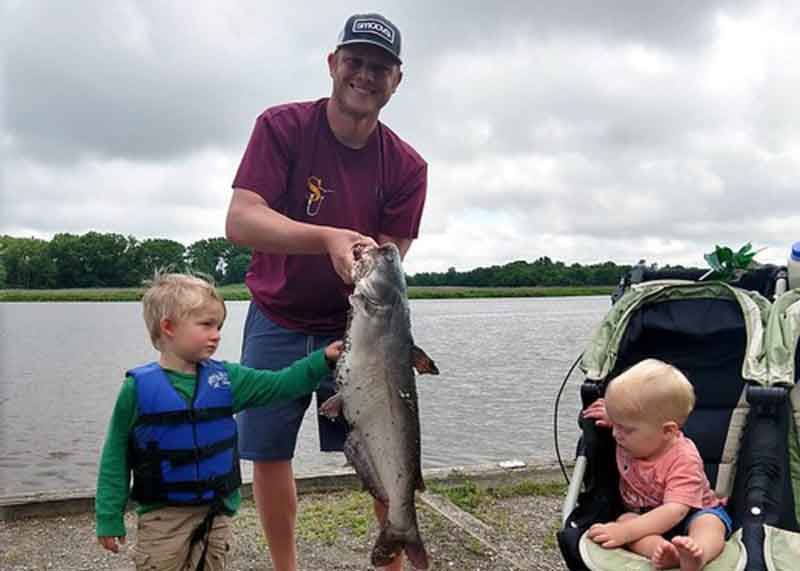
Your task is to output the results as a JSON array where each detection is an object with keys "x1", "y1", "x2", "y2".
[{"x1": 95, "y1": 350, "x2": 331, "y2": 538}]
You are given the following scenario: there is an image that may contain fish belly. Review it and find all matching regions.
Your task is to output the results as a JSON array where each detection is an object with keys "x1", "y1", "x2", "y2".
[{"x1": 341, "y1": 345, "x2": 419, "y2": 530}]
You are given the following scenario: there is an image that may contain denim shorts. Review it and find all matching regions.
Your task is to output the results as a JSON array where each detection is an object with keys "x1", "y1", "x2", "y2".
[
  {"x1": 665, "y1": 505, "x2": 733, "y2": 540},
  {"x1": 236, "y1": 303, "x2": 347, "y2": 461}
]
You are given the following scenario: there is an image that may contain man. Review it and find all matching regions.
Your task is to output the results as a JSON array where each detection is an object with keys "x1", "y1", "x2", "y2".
[{"x1": 225, "y1": 12, "x2": 427, "y2": 571}]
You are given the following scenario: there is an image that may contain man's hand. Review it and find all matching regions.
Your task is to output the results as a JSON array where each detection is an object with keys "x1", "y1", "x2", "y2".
[
  {"x1": 587, "y1": 522, "x2": 630, "y2": 548},
  {"x1": 582, "y1": 398, "x2": 611, "y2": 428},
  {"x1": 326, "y1": 230, "x2": 377, "y2": 284},
  {"x1": 98, "y1": 535, "x2": 126, "y2": 553}
]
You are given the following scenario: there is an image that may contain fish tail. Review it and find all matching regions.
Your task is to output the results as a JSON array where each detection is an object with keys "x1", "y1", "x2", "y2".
[
  {"x1": 371, "y1": 528, "x2": 403, "y2": 567},
  {"x1": 371, "y1": 527, "x2": 429, "y2": 570},
  {"x1": 404, "y1": 532, "x2": 429, "y2": 569}
]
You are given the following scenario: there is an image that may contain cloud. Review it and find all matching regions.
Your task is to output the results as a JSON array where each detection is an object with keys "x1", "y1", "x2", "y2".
[
  {"x1": 2, "y1": 0, "x2": 798, "y2": 276},
  {"x1": 1, "y1": 150, "x2": 236, "y2": 246}
]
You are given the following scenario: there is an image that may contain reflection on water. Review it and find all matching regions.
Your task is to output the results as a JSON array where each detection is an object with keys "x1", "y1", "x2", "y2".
[{"x1": 0, "y1": 297, "x2": 610, "y2": 495}]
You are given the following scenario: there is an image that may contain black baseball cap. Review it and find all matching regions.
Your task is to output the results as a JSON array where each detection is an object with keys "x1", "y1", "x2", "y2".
[{"x1": 336, "y1": 13, "x2": 402, "y2": 64}]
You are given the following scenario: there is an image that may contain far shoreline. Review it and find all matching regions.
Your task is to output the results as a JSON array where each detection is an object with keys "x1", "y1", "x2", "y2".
[{"x1": 0, "y1": 284, "x2": 615, "y2": 302}]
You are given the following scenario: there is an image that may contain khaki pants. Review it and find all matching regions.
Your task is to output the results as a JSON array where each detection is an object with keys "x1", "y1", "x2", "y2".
[{"x1": 130, "y1": 505, "x2": 234, "y2": 571}]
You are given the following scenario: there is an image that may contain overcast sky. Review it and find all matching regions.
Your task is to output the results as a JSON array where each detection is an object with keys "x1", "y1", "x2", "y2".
[{"x1": 2, "y1": 0, "x2": 797, "y2": 274}]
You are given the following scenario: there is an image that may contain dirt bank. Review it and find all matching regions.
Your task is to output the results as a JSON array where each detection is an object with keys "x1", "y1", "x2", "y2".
[{"x1": 0, "y1": 478, "x2": 566, "y2": 570}]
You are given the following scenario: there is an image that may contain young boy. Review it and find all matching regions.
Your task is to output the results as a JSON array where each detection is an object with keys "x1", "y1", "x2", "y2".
[
  {"x1": 95, "y1": 273, "x2": 342, "y2": 570},
  {"x1": 583, "y1": 359, "x2": 732, "y2": 571}
]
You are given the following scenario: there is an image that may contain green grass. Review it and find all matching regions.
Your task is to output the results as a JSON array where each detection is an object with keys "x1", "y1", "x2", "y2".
[
  {"x1": 429, "y1": 479, "x2": 486, "y2": 512},
  {"x1": 429, "y1": 478, "x2": 568, "y2": 514},
  {"x1": 0, "y1": 284, "x2": 613, "y2": 302},
  {"x1": 295, "y1": 491, "x2": 374, "y2": 544}
]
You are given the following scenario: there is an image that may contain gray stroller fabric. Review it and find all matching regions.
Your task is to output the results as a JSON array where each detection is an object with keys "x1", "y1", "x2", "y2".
[{"x1": 581, "y1": 280, "x2": 770, "y2": 384}]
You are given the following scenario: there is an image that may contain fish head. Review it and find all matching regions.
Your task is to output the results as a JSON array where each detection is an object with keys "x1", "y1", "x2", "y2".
[{"x1": 352, "y1": 242, "x2": 407, "y2": 304}]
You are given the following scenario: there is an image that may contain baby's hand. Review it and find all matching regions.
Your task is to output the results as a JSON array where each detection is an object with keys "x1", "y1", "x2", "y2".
[
  {"x1": 582, "y1": 398, "x2": 611, "y2": 428},
  {"x1": 587, "y1": 522, "x2": 629, "y2": 548},
  {"x1": 324, "y1": 340, "x2": 344, "y2": 366},
  {"x1": 98, "y1": 535, "x2": 126, "y2": 553}
]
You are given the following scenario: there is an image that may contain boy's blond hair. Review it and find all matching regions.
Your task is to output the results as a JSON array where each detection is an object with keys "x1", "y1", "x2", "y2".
[
  {"x1": 605, "y1": 359, "x2": 695, "y2": 426},
  {"x1": 142, "y1": 272, "x2": 226, "y2": 350}
]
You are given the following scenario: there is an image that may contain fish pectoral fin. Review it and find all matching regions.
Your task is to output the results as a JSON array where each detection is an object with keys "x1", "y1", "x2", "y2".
[
  {"x1": 319, "y1": 394, "x2": 343, "y2": 418},
  {"x1": 411, "y1": 345, "x2": 439, "y2": 375},
  {"x1": 344, "y1": 433, "x2": 389, "y2": 503}
]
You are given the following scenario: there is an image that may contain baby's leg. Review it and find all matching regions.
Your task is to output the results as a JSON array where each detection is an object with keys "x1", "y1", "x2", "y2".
[
  {"x1": 651, "y1": 540, "x2": 680, "y2": 569},
  {"x1": 614, "y1": 513, "x2": 670, "y2": 562},
  {"x1": 672, "y1": 513, "x2": 726, "y2": 571}
]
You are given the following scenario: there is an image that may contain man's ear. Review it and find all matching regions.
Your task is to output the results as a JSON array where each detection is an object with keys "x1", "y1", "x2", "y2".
[
  {"x1": 393, "y1": 69, "x2": 403, "y2": 93},
  {"x1": 327, "y1": 51, "x2": 337, "y2": 77}
]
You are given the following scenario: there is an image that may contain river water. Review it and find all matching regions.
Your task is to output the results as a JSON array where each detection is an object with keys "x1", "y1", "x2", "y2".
[{"x1": 0, "y1": 296, "x2": 610, "y2": 496}]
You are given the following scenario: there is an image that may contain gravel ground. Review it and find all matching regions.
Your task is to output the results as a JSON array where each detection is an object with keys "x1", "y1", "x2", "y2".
[{"x1": 0, "y1": 486, "x2": 566, "y2": 570}]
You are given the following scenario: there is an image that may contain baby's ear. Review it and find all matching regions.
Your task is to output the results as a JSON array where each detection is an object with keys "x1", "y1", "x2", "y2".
[{"x1": 662, "y1": 420, "x2": 680, "y2": 436}]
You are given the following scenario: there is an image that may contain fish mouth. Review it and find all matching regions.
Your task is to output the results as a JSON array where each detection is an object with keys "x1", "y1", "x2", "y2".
[
  {"x1": 351, "y1": 244, "x2": 406, "y2": 306},
  {"x1": 352, "y1": 245, "x2": 378, "y2": 283}
]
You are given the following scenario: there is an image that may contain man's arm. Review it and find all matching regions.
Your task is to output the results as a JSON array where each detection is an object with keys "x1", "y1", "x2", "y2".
[
  {"x1": 225, "y1": 188, "x2": 376, "y2": 283},
  {"x1": 377, "y1": 233, "x2": 413, "y2": 259}
]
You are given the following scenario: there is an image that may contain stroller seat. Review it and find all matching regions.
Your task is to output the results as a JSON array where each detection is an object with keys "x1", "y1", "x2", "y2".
[{"x1": 579, "y1": 529, "x2": 746, "y2": 570}]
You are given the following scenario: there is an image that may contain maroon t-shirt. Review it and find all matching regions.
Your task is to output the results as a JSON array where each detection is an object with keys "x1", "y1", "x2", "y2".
[{"x1": 232, "y1": 98, "x2": 428, "y2": 334}]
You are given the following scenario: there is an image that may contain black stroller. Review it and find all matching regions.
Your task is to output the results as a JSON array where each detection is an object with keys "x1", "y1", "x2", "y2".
[{"x1": 557, "y1": 265, "x2": 798, "y2": 570}]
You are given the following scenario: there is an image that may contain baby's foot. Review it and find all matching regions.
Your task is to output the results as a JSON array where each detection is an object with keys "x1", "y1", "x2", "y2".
[
  {"x1": 672, "y1": 536, "x2": 704, "y2": 571},
  {"x1": 652, "y1": 539, "x2": 680, "y2": 569}
]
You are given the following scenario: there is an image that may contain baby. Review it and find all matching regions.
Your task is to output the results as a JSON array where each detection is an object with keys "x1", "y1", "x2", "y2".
[{"x1": 583, "y1": 359, "x2": 731, "y2": 570}]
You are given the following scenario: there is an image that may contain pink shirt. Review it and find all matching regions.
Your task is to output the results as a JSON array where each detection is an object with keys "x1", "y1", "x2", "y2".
[
  {"x1": 617, "y1": 432, "x2": 722, "y2": 512},
  {"x1": 232, "y1": 99, "x2": 427, "y2": 334}
]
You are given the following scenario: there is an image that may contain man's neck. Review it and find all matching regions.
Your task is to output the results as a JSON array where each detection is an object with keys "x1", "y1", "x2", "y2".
[{"x1": 326, "y1": 98, "x2": 378, "y2": 149}]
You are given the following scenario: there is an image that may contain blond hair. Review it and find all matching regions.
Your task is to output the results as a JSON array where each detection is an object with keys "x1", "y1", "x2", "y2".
[
  {"x1": 605, "y1": 359, "x2": 695, "y2": 426},
  {"x1": 141, "y1": 271, "x2": 226, "y2": 350}
]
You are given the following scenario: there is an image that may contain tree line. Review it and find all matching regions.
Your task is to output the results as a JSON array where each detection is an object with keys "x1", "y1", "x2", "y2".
[
  {"x1": 0, "y1": 233, "x2": 250, "y2": 289},
  {"x1": 1, "y1": 232, "x2": 684, "y2": 290},
  {"x1": 406, "y1": 257, "x2": 635, "y2": 287}
]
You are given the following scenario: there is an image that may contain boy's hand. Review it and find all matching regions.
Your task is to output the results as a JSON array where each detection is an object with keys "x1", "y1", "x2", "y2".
[
  {"x1": 98, "y1": 535, "x2": 126, "y2": 553},
  {"x1": 587, "y1": 521, "x2": 630, "y2": 548},
  {"x1": 324, "y1": 340, "x2": 344, "y2": 367},
  {"x1": 582, "y1": 398, "x2": 611, "y2": 427}
]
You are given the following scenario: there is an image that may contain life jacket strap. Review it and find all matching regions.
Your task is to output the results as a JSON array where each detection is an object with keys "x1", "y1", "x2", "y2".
[
  {"x1": 142, "y1": 435, "x2": 238, "y2": 467},
  {"x1": 136, "y1": 406, "x2": 233, "y2": 427},
  {"x1": 161, "y1": 473, "x2": 239, "y2": 494}
]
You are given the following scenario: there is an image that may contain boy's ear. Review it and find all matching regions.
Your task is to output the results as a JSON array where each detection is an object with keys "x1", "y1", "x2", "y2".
[{"x1": 160, "y1": 318, "x2": 175, "y2": 339}]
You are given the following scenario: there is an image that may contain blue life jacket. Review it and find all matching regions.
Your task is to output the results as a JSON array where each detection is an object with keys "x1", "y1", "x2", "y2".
[{"x1": 128, "y1": 359, "x2": 241, "y2": 505}]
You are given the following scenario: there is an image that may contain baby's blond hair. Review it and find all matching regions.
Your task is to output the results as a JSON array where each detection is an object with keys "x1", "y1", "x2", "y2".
[
  {"x1": 605, "y1": 359, "x2": 695, "y2": 426},
  {"x1": 141, "y1": 271, "x2": 226, "y2": 351}
]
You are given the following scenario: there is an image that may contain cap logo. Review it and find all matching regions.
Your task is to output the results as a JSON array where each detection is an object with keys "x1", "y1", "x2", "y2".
[{"x1": 352, "y1": 18, "x2": 395, "y2": 43}]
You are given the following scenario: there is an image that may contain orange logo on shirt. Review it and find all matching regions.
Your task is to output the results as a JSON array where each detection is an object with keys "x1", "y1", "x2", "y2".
[{"x1": 306, "y1": 176, "x2": 335, "y2": 217}]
